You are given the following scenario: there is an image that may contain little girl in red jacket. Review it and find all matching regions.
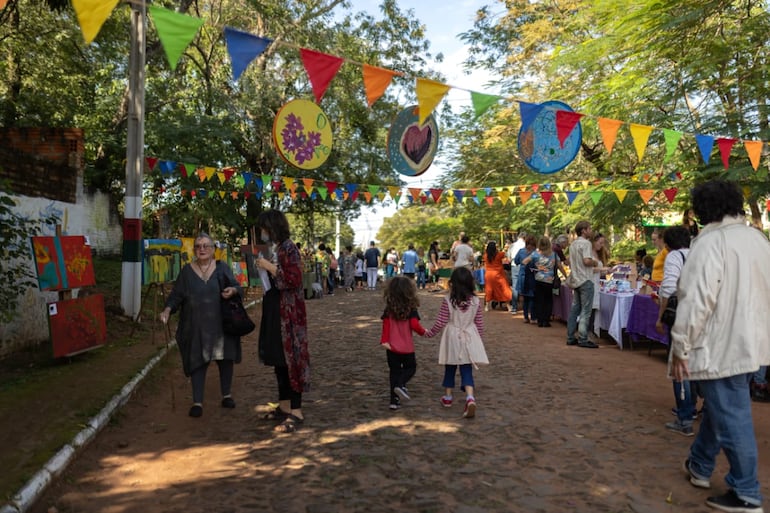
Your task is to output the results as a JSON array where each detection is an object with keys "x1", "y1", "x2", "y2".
[{"x1": 380, "y1": 276, "x2": 426, "y2": 410}]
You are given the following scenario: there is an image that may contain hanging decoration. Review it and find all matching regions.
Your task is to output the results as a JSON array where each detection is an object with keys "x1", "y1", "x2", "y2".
[
  {"x1": 518, "y1": 100, "x2": 582, "y2": 174},
  {"x1": 387, "y1": 105, "x2": 439, "y2": 177},
  {"x1": 272, "y1": 99, "x2": 333, "y2": 170}
]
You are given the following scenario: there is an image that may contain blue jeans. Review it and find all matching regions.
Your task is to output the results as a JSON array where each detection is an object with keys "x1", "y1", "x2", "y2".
[
  {"x1": 689, "y1": 374, "x2": 762, "y2": 505},
  {"x1": 442, "y1": 364, "x2": 474, "y2": 391},
  {"x1": 386, "y1": 264, "x2": 395, "y2": 278},
  {"x1": 673, "y1": 380, "x2": 695, "y2": 425},
  {"x1": 753, "y1": 366, "x2": 768, "y2": 386},
  {"x1": 567, "y1": 280, "x2": 594, "y2": 344},
  {"x1": 510, "y1": 266, "x2": 520, "y2": 310},
  {"x1": 416, "y1": 270, "x2": 426, "y2": 288}
]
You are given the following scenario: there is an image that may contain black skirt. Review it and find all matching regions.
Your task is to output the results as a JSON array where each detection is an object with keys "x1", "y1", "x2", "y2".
[{"x1": 258, "y1": 286, "x2": 285, "y2": 366}]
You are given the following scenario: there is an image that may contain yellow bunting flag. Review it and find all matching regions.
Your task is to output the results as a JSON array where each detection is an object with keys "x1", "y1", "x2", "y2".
[
  {"x1": 446, "y1": 194, "x2": 455, "y2": 206},
  {"x1": 744, "y1": 141, "x2": 763, "y2": 171},
  {"x1": 637, "y1": 189, "x2": 656, "y2": 204},
  {"x1": 629, "y1": 124, "x2": 653, "y2": 162},
  {"x1": 597, "y1": 118, "x2": 623, "y2": 155},
  {"x1": 216, "y1": 171, "x2": 225, "y2": 183},
  {"x1": 72, "y1": 0, "x2": 119, "y2": 44},
  {"x1": 218, "y1": 191, "x2": 226, "y2": 199},
  {"x1": 204, "y1": 166, "x2": 216, "y2": 181},
  {"x1": 498, "y1": 188, "x2": 511, "y2": 205},
  {"x1": 415, "y1": 78, "x2": 451, "y2": 126},
  {"x1": 387, "y1": 186, "x2": 401, "y2": 199},
  {"x1": 614, "y1": 190, "x2": 628, "y2": 203},
  {"x1": 283, "y1": 177, "x2": 296, "y2": 192},
  {"x1": 362, "y1": 65, "x2": 401, "y2": 108}
]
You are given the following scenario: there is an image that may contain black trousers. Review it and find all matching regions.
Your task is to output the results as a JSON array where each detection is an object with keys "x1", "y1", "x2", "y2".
[
  {"x1": 190, "y1": 359, "x2": 234, "y2": 404},
  {"x1": 534, "y1": 280, "x2": 554, "y2": 326},
  {"x1": 386, "y1": 350, "x2": 417, "y2": 402},
  {"x1": 275, "y1": 365, "x2": 302, "y2": 409}
]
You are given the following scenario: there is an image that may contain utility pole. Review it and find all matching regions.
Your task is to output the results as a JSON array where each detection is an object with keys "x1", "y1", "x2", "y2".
[{"x1": 120, "y1": 1, "x2": 146, "y2": 318}]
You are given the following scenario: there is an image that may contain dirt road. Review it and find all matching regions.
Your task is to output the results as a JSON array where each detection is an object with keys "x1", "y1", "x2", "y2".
[{"x1": 30, "y1": 286, "x2": 770, "y2": 513}]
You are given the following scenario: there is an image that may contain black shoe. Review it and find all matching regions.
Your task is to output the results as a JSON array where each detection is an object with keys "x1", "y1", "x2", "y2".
[
  {"x1": 706, "y1": 489, "x2": 763, "y2": 512},
  {"x1": 188, "y1": 404, "x2": 203, "y2": 417},
  {"x1": 221, "y1": 397, "x2": 236, "y2": 408},
  {"x1": 578, "y1": 341, "x2": 599, "y2": 349},
  {"x1": 543, "y1": 322, "x2": 552, "y2": 327},
  {"x1": 566, "y1": 340, "x2": 578, "y2": 346}
]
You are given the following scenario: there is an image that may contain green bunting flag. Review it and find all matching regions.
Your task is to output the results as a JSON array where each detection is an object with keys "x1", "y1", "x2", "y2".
[
  {"x1": 662, "y1": 128, "x2": 683, "y2": 162},
  {"x1": 148, "y1": 6, "x2": 205, "y2": 71},
  {"x1": 470, "y1": 91, "x2": 501, "y2": 119}
]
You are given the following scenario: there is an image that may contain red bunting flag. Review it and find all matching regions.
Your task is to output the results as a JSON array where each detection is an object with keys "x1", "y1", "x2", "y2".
[
  {"x1": 555, "y1": 111, "x2": 584, "y2": 148},
  {"x1": 429, "y1": 188, "x2": 443, "y2": 203},
  {"x1": 325, "y1": 181, "x2": 338, "y2": 195},
  {"x1": 663, "y1": 188, "x2": 678, "y2": 204},
  {"x1": 299, "y1": 48, "x2": 344, "y2": 103},
  {"x1": 716, "y1": 138, "x2": 737, "y2": 169},
  {"x1": 222, "y1": 167, "x2": 236, "y2": 182},
  {"x1": 540, "y1": 191, "x2": 554, "y2": 205},
  {"x1": 146, "y1": 157, "x2": 159, "y2": 171}
]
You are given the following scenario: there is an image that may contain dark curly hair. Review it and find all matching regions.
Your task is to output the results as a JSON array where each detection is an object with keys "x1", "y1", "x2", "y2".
[
  {"x1": 692, "y1": 180, "x2": 744, "y2": 226},
  {"x1": 384, "y1": 276, "x2": 420, "y2": 321},
  {"x1": 449, "y1": 267, "x2": 476, "y2": 308},
  {"x1": 485, "y1": 240, "x2": 498, "y2": 262},
  {"x1": 662, "y1": 226, "x2": 691, "y2": 250},
  {"x1": 257, "y1": 209, "x2": 291, "y2": 242}
]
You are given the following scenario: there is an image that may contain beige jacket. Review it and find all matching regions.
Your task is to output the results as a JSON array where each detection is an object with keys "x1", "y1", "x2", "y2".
[{"x1": 669, "y1": 216, "x2": 770, "y2": 379}]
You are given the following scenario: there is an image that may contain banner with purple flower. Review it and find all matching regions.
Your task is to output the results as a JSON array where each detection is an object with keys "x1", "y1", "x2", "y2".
[{"x1": 272, "y1": 99, "x2": 333, "y2": 170}]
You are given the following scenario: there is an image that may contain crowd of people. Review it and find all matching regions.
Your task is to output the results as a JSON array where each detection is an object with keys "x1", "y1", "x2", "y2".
[{"x1": 159, "y1": 180, "x2": 770, "y2": 513}]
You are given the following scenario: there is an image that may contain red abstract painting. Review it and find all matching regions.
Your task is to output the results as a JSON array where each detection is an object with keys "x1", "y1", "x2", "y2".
[{"x1": 48, "y1": 294, "x2": 106, "y2": 358}]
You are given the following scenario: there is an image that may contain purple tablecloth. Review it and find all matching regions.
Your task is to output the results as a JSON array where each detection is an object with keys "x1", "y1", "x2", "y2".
[
  {"x1": 626, "y1": 294, "x2": 669, "y2": 346},
  {"x1": 552, "y1": 284, "x2": 572, "y2": 321}
]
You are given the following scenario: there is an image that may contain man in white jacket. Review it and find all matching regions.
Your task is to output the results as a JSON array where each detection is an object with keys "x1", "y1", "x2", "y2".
[{"x1": 672, "y1": 180, "x2": 770, "y2": 513}]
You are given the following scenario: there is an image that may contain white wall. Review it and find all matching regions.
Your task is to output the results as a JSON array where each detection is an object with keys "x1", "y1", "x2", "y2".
[{"x1": 0, "y1": 191, "x2": 123, "y2": 356}]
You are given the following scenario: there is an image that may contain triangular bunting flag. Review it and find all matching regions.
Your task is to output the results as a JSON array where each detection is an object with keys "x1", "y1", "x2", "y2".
[
  {"x1": 196, "y1": 168, "x2": 206, "y2": 181},
  {"x1": 498, "y1": 189, "x2": 511, "y2": 205},
  {"x1": 300, "y1": 48, "x2": 344, "y2": 103},
  {"x1": 663, "y1": 128, "x2": 683, "y2": 162},
  {"x1": 695, "y1": 134, "x2": 715, "y2": 165},
  {"x1": 470, "y1": 91, "x2": 501, "y2": 119},
  {"x1": 231, "y1": 191, "x2": 239, "y2": 200},
  {"x1": 283, "y1": 177, "x2": 296, "y2": 191},
  {"x1": 588, "y1": 191, "x2": 603, "y2": 205},
  {"x1": 262, "y1": 174, "x2": 273, "y2": 189},
  {"x1": 146, "y1": 157, "x2": 159, "y2": 171},
  {"x1": 408, "y1": 188, "x2": 422, "y2": 201},
  {"x1": 420, "y1": 195, "x2": 428, "y2": 205},
  {"x1": 302, "y1": 178, "x2": 315, "y2": 192},
  {"x1": 663, "y1": 188, "x2": 678, "y2": 204},
  {"x1": 565, "y1": 191, "x2": 579, "y2": 205},
  {"x1": 614, "y1": 190, "x2": 628, "y2": 203},
  {"x1": 222, "y1": 167, "x2": 236, "y2": 182},
  {"x1": 218, "y1": 191, "x2": 226, "y2": 199},
  {"x1": 540, "y1": 191, "x2": 554, "y2": 206},
  {"x1": 363, "y1": 191, "x2": 373, "y2": 203},
  {"x1": 744, "y1": 140, "x2": 763, "y2": 171},
  {"x1": 453, "y1": 190, "x2": 464, "y2": 203},
  {"x1": 216, "y1": 171, "x2": 225, "y2": 184},
  {"x1": 597, "y1": 118, "x2": 623, "y2": 155},
  {"x1": 72, "y1": 0, "x2": 119, "y2": 44},
  {"x1": 387, "y1": 186, "x2": 401, "y2": 199},
  {"x1": 519, "y1": 191, "x2": 532, "y2": 205},
  {"x1": 346, "y1": 183, "x2": 358, "y2": 202},
  {"x1": 446, "y1": 194, "x2": 455, "y2": 206},
  {"x1": 485, "y1": 196, "x2": 495, "y2": 206},
  {"x1": 362, "y1": 64, "x2": 400, "y2": 108},
  {"x1": 159, "y1": 160, "x2": 176, "y2": 175},
  {"x1": 368, "y1": 184, "x2": 381, "y2": 196},
  {"x1": 429, "y1": 188, "x2": 443, "y2": 203},
  {"x1": 223, "y1": 27, "x2": 273, "y2": 81},
  {"x1": 324, "y1": 181, "x2": 337, "y2": 195},
  {"x1": 415, "y1": 78, "x2": 451, "y2": 125},
  {"x1": 628, "y1": 123, "x2": 653, "y2": 162},
  {"x1": 518, "y1": 101, "x2": 544, "y2": 132},
  {"x1": 555, "y1": 110, "x2": 584, "y2": 148},
  {"x1": 637, "y1": 189, "x2": 656, "y2": 204},
  {"x1": 317, "y1": 186, "x2": 328, "y2": 200},
  {"x1": 181, "y1": 163, "x2": 195, "y2": 178},
  {"x1": 241, "y1": 171, "x2": 253, "y2": 186},
  {"x1": 475, "y1": 189, "x2": 486, "y2": 203},
  {"x1": 204, "y1": 167, "x2": 216, "y2": 181},
  {"x1": 716, "y1": 138, "x2": 737, "y2": 169},
  {"x1": 148, "y1": 6, "x2": 205, "y2": 71}
]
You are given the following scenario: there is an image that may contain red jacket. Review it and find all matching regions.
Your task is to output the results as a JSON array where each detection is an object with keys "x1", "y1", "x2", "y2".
[{"x1": 380, "y1": 309, "x2": 425, "y2": 354}]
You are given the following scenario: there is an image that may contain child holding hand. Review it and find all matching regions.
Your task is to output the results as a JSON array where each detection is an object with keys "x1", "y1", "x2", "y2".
[
  {"x1": 380, "y1": 276, "x2": 426, "y2": 410},
  {"x1": 424, "y1": 267, "x2": 488, "y2": 418}
]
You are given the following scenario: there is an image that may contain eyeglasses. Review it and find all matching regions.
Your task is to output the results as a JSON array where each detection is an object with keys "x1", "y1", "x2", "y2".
[{"x1": 194, "y1": 244, "x2": 214, "y2": 250}]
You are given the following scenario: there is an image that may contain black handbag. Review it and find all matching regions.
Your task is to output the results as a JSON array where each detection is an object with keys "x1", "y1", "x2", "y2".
[{"x1": 218, "y1": 265, "x2": 255, "y2": 336}]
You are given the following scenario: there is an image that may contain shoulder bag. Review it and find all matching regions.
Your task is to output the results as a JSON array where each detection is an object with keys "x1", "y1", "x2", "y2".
[{"x1": 218, "y1": 263, "x2": 256, "y2": 336}]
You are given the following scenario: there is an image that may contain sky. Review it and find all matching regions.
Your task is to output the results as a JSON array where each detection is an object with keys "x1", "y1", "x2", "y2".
[{"x1": 340, "y1": 0, "x2": 499, "y2": 247}]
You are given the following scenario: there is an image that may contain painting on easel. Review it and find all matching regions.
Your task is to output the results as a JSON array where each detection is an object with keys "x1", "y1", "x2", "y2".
[
  {"x1": 240, "y1": 244, "x2": 270, "y2": 287},
  {"x1": 231, "y1": 261, "x2": 248, "y2": 288},
  {"x1": 31, "y1": 236, "x2": 95, "y2": 291},
  {"x1": 181, "y1": 238, "x2": 231, "y2": 267},
  {"x1": 142, "y1": 239, "x2": 182, "y2": 285},
  {"x1": 48, "y1": 294, "x2": 107, "y2": 358}
]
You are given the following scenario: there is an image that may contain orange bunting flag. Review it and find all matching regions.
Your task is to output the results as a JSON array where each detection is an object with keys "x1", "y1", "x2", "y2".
[
  {"x1": 531, "y1": 184, "x2": 540, "y2": 193},
  {"x1": 231, "y1": 191, "x2": 239, "y2": 200},
  {"x1": 629, "y1": 124, "x2": 653, "y2": 162},
  {"x1": 744, "y1": 141, "x2": 763, "y2": 171},
  {"x1": 415, "y1": 78, "x2": 451, "y2": 125},
  {"x1": 716, "y1": 138, "x2": 737, "y2": 169},
  {"x1": 196, "y1": 168, "x2": 207, "y2": 181},
  {"x1": 408, "y1": 188, "x2": 422, "y2": 201},
  {"x1": 663, "y1": 188, "x2": 678, "y2": 204},
  {"x1": 302, "y1": 178, "x2": 315, "y2": 192},
  {"x1": 637, "y1": 189, "x2": 656, "y2": 204},
  {"x1": 362, "y1": 65, "x2": 401, "y2": 108},
  {"x1": 597, "y1": 118, "x2": 623, "y2": 155},
  {"x1": 485, "y1": 196, "x2": 495, "y2": 206},
  {"x1": 299, "y1": 48, "x2": 344, "y2": 103},
  {"x1": 363, "y1": 191, "x2": 372, "y2": 203},
  {"x1": 519, "y1": 191, "x2": 532, "y2": 205},
  {"x1": 555, "y1": 111, "x2": 584, "y2": 148},
  {"x1": 614, "y1": 190, "x2": 628, "y2": 203}
]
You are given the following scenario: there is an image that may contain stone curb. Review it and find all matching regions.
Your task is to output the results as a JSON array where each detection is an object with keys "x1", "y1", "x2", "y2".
[{"x1": 1, "y1": 342, "x2": 176, "y2": 513}]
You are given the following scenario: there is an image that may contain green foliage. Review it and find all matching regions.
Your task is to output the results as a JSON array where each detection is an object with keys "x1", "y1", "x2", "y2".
[{"x1": 0, "y1": 185, "x2": 59, "y2": 323}]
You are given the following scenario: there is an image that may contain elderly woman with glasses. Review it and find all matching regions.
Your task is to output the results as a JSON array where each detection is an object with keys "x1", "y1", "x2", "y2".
[{"x1": 160, "y1": 233, "x2": 243, "y2": 418}]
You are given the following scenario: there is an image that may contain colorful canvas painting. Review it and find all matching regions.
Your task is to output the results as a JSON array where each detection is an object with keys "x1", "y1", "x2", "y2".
[
  {"x1": 240, "y1": 244, "x2": 270, "y2": 287},
  {"x1": 31, "y1": 236, "x2": 95, "y2": 291},
  {"x1": 142, "y1": 239, "x2": 182, "y2": 284},
  {"x1": 231, "y1": 261, "x2": 248, "y2": 288},
  {"x1": 180, "y1": 238, "x2": 230, "y2": 267},
  {"x1": 48, "y1": 294, "x2": 107, "y2": 358}
]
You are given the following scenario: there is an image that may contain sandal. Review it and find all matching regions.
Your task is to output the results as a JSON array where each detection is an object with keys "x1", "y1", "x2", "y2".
[
  {"x1": 274, "y1": 414, "x2": 303, "y2": 433},
  {"x1": 261, "y1": 408, "x2": 290, "y2": 421}
]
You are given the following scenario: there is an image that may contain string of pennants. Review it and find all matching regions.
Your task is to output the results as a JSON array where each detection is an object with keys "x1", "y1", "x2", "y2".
[{"x1": 147, "y1": 157, "x2": 684, "y2": 207}]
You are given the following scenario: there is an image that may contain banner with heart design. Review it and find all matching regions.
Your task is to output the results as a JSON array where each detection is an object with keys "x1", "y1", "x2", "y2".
[{"x1": 386, "y1": 105, "x2": 439, "y2": 177}]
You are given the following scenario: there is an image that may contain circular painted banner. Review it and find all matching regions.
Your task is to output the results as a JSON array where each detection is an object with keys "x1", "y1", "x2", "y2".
[
  {"x1": 273, "y1": 99, "x2": 333, "y2": 170},
  {"x1": 517, "y1": 100, "x2": 581, "y2": 174},
  {"x1": 387, "y1": 105, "x2": 439, "y2": 177}
]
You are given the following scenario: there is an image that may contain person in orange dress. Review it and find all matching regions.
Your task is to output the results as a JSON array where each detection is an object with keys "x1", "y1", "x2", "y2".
[{"x1": 483, "y1": 241, "x2": 512, "y2": 311}]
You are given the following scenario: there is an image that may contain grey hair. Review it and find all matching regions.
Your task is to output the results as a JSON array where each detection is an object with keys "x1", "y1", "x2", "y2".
[{"x1": 555, "y1": 234, "x2": 569, "y2": 246}]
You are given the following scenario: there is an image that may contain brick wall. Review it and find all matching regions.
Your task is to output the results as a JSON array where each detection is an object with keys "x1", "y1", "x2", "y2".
[{"x1": 0, "y1": 127, "x2": 84, "y2": 203}]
